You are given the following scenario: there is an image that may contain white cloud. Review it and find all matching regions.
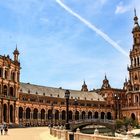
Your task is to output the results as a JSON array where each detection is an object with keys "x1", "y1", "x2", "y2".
[{"x1": 115, "y1": 2, "x2": 131, "y2": 14}]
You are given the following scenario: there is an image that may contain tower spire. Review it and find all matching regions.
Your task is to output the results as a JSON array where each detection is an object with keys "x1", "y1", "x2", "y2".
[
  {"x1": 13, "y1": 44, "x2": 19, "y2": 62},
  {"x1": 134, "y1": 8, "x2": 139, "y2": 25}
]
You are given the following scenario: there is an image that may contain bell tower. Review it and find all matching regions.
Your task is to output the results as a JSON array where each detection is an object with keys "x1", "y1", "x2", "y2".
[{"x1": 128, "y1": 9, "x2": 140, "y2": 91}]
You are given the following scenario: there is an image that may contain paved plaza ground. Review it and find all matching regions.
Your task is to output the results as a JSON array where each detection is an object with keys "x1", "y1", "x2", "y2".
[{"x1": 0, "y1": 127, "x2": 58, "y2": 140}]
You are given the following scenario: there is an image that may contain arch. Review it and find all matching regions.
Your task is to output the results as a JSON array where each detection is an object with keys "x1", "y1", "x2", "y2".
[
  {"x1": 10, "y1": 105, "x2": 13, "y2": 122},
  {"x1": 3, "y1": 104, "x2": 7, "y2": 122},
  {"x1": 11, "y1": 72, "x2": 15, "y2": 81},
  {"x1": 9, "y1": 87, "x2": 14, "y2": 96},
  {"x1": 62, "y1": 110, "x2": 66, "y2": 120},
  {"x1": 88, "y1": 111, "x2": 92, "y2": 119},
  {"x1": 69, "y1": 111, "x2": 72, "y2": 120},
  {"x1": 26, "y1": 108, "x2": 31, "y2": 119},
  {"x1": 0, "y1": 67, "x2": 2, "y2": 77},
  {"x1": 55, "y1": 110, "x2": 59, "y2": 120},
  {"x1": 101, "y1": 112, "x2": 105, "y2": 119},
  {"x1": 3, "y1": 85, "x2": 8, "y2": 96},
  {"x1": 81, "y1": 111, "x2": 86, "y2": 120},
  {"x1": 41, "y1": 109, "x2": 45, "y2": 120},
  {"x1": 131, "y1": 113, "x2": 135, "y2": 120},
  {"x1": 48, "y1": 109, "x2": 52, "y2": 119},
  {"x1": 94, "y1": 112, "x2": 98, "y2": 119},
  {"x1": 75, "y1": 111, "x2": 79, "y2": 120},
  {"x1": 19, "y1": 107, "x2": 23, "y2": 119},
  {"x1": 107, "y1": 112, "x2": 112, "y2": 120},
  {"x1": 5, "y1": 70, "x2": 8, "y2": 79},
  {"x1": 135, "y1": 95, "x2": 139, "y2": 103},
  {"x1": 33, "y1": 108, "x2": 38, "y2": 119}
]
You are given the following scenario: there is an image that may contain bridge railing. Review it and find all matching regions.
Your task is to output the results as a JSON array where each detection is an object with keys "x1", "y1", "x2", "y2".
[{"x1": 69, "y1": 118, "x2": 115, "y2": 125}]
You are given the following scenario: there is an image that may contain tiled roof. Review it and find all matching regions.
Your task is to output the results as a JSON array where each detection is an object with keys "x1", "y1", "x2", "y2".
[{"x1": 19, "y1": 82, "x2": 104, "y2": 101}]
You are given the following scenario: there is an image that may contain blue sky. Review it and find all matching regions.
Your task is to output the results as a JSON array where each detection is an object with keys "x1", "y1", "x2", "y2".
[{"x1": 0, "y1": 0, "x2": 140, "y2": 90}]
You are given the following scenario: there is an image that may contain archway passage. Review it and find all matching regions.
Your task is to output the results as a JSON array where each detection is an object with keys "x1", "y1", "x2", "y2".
[
  {"x1": 19, "y1": 107, "x2": 23, "y2": 120},
  {"x1": 75, "y1": 111, "x2": 79, "y2": 120},
  {"x1": 62, "y1": 110, "x2": 66, "y2": 120},
  {"x1": 33, "y1": 108, "x2": 38, "y2": 119},
  {"x1": 48, "y1": 109, "x2": 52, "y2": 120},
  {"x1": 10, "y1": 105, "x2": 13, "y2": 122},
  {"x1": 101, "y1": 112, "x2": 105, "y2": 119},
  {"x1": 69, "y1": 111, "x2": 72, "y2": 120},
  {"x1": 88, "y1": 111, "x2": 92, "y2": 119},
  {"x1": 94, "y1": 112, "x2": 98, "y2": 119},
  {"x1": 3, "y1": 104, "x2": 7, "y2": 122},
  {"x1": 131, "y1": 113, "x2": 136, "y2": 120},
  {"x1": 26, "y1": 108, "x2": 31, "y2": 119},
  {"x1": 82, "y1": 111, "x2": 86, "y2": 120},
  {"x1": 55, "y1": 110, "x2": 59, "y2": 120},
  {"x1": 107, "y1": 112, "x2": 112, "y2": 120},
  {"x1": 41, "y1": 109, "x2": 45, "y2": 120}
]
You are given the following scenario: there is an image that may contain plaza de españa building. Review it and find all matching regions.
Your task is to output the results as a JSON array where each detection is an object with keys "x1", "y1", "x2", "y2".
[{"x1": 0, "y1": 12, "x2": 140, "y2": 126}]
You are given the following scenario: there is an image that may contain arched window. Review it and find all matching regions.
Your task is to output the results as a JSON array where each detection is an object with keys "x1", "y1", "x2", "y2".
[
  {"x1": 131, "y1": 113, "x2": 136, "y2": 120},
  {"x1": 10, "y1": 87, "x2": 14, "y2": 96},
  {"x1": 5, "y1": 70, "x2": 8, "y2": 79},
  {"x1": 135, "y1": 95, "x2": 139, "y2": 103},
  {"x1": 3, "y1": 85, "x2": 8, "y2": 96},
  {"x1": 0, "y1": 67, "x2": 2, "y2": 77},
  {"x1": 11, "y1": 72, "x2": 15, "y2": 81}
]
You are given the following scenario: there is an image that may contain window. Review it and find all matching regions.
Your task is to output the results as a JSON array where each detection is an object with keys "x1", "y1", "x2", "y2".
[
  {"x1": 5, "y1": 70, "x2": 8, "y2": 79},
  {"x1": 3, "y1": 85, "x2": 7, "y2": 96},
  {"x1": 0, "y1": 68, "x2": 2, "y2": 77},
  {"x1": 10, "y1": 87, "x2": 14, "y2": 96},
  {"x1": 11, "y1": 72, "x2": 15, "y2": 81},
  {"x1": 61, "y1": 102, "x2": 65, "y2": 105}
]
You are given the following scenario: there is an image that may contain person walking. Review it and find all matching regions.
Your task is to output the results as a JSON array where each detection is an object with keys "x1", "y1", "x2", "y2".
[
  {"x1": 4, "y1": 125, "x2": 8, "y2": 135},
  {"x1": 0, "y1": 124, "x2": 3, "y2": 135}
]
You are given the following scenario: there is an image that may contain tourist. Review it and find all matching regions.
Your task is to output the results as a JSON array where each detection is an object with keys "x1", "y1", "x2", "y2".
[
  {"x1": 4, "y1": 125, "x2": 8, "y2": 135},
  {"x1": 0, "y1": 124, "x2": 3, "y2": 135}
]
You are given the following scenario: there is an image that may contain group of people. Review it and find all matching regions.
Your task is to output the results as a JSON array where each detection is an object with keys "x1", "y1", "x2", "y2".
[{"x1": 0, "y1": 124, "x2": 8, "y2": 135}]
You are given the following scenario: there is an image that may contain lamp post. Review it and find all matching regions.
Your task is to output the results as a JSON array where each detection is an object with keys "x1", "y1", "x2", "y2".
[
  {"x1": 65, "y1": 90, "x2": 70, "y2": 130},
  {"x1": 114, "y1": 94, "x2": 120, "y2": 119},
  {"x1": 74, "y1": 98, "x2": 78, "y2": 120},
  {"x1": 50, "y1": 102, "x2": 53, "y2": 135},
  {"x1": 51, "y1": 103, "x2": 53, "y2": 128}
]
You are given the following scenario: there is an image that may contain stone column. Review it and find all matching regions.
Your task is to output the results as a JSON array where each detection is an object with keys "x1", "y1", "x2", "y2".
[
  {"x1": 0, "y1": 100, "x2": 2, "y2": 123},
  {"x1": 13, "y1": 103, "x2": 16, "y2": 123},
  {"x1": 15, "y1": 105, "x2": 19, "y2": 124},
  {"x1": 59, "y1": 111, "x2": 62, "y2": 125},
  {"x1": 53, "y1": 110, "x2": 55, "y2": 125},
  {"x1": 72, "y1": 111, "x2": 75, "y2": 121},
  {"x1": 7, "y1": 101, "x2": 10, "y2": 123}
]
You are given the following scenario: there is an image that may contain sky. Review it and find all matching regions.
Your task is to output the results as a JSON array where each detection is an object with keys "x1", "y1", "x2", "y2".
[{"x1": 0, "y1": 0, "x2": 140, "y2": 90}]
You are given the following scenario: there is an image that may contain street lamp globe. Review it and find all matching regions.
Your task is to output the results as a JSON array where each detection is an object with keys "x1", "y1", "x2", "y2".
[{"x1": 65, "y1": 90, "x2": 70, "y2": 99}]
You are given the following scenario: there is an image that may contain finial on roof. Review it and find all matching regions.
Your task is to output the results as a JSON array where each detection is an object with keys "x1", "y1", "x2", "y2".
[
  {"x1": 134, "y1": 8, "x2": 137, "y2": 17},
  {"x1": 13, "y1": 44, "x2": 19, "y2": 62},
  {"x1": 105, "y1": 73, "x2": 107, "y2": 80},
  {"x1": 134, "y1": 8, "x2": 138, "y2": 24},
  {"x1": 125, "y1": 77, "x2": 127, "y2": 82}
]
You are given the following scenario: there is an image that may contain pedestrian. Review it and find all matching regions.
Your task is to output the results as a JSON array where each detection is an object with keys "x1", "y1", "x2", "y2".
[
  {"x1": 0, "y1": 124, "x2": 3, "y2": 135},
  {"x1": 4, "y1": 125, "x2": 8, "y2": 135}
]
